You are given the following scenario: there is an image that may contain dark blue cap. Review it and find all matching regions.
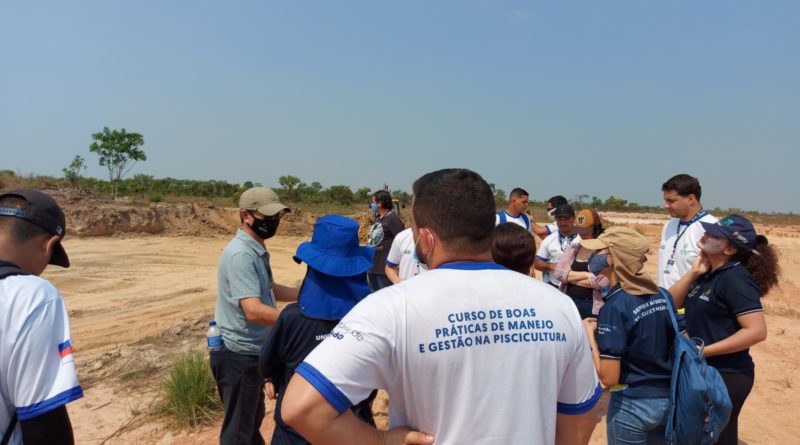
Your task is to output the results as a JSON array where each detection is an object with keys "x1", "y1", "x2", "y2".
[{"x1": 700, "y1": 214, "x2": 758, "y2": 254}]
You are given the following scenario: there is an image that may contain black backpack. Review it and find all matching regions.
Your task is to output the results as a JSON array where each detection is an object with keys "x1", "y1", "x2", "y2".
[{"x1": 0, "y1": 261, "x2": 29, "y2": 445}]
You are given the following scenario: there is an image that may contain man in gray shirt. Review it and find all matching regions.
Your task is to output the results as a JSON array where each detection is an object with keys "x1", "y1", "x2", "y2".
[{"x1": 211, "y1": 187, "x2": 299, "y2": 445}]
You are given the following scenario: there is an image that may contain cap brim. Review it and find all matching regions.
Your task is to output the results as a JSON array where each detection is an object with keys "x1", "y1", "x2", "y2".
[
  {"x1": 580, "y1": 238, "x2": 608, "y2": 251},
  {"x1": 700, "y1": 221, "x2": 729, "y2": 240},
  {"x1": 49, "y1": 241, "x2": 70, "y2": 268},
  {"x1": 257, "y1": 203, "x2": 290, "y2": 217},
  {"x1": 572, "y1": 226, "x2": 594, "y2": 236},
  {"x1": 294, "y1": 243, "x2": 375, "y2": 277}
]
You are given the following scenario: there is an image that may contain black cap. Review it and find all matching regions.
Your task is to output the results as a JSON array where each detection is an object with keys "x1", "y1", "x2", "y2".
[
  {"x1": 553, "y1": 204, "x2": 575, "y2": 218},
  {"x1": 0, "y1": 189, "x2": 70, "y2": 267}
]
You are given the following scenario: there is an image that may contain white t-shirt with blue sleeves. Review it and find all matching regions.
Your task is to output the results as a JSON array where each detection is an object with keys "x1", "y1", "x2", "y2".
[
  {"x1": 1, "y1": 275, "x2": 83, "y2": 445},
  {"x1": 298, "y1": 262, "x2": 600, "y2": 445}
]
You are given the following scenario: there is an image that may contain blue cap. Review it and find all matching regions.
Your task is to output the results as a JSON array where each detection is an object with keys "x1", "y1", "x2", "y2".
[
  {"x1": 700, "y1": 214, "x2": 759, "y2": 254},
  {"x1": 298, "y1": 268, "x2": 371, "y2": 320}
]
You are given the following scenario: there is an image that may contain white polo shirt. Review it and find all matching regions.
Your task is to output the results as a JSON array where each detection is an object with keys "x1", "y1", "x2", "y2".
[
  {"x1": 298, "y1": 263, "x2": 601, "y2": 445},
  {"x1": 536, "y1": 232, "x2": 581, "y2": 286},
  {"x1": 385, "y1": 228, "x2": 428, "y2": 281},
  {"x1": 657, "y1": 211, "x2": 718, "y2": 288},
  {"x1": 1, "y1": 275, "x2": 83, "y2": 445}
]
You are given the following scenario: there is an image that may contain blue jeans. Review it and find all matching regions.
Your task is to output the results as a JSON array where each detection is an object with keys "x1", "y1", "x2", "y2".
[{"x1": 607, "y1": 393, "x2": 669, "y2": 445}]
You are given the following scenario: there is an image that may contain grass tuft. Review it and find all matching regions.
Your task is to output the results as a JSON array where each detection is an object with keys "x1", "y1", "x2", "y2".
[{"x1": 157, "y1": 350, "x2": 221, "y2": 428}]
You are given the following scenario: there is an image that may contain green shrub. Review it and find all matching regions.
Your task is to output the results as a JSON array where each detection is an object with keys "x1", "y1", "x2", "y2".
[
  {"x1": 148, "y1": 192, "x2": 164, "y2": 203},
  {"x1": 158, "y1": 350, "x2": 221, "y2": 428}
]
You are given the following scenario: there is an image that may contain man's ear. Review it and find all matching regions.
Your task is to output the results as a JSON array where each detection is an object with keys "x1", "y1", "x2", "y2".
[{"x1": 44, "y1": 235, "x2": 61, "y2": 258}]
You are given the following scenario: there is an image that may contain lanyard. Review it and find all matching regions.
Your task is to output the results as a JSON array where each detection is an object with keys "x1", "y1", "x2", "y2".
[
  {"x1": 668, "y1": 210, "x2": 708, "y2": 263},
  {"x1": 558, "y1": 232, "x2": 576, "y2": 252}
]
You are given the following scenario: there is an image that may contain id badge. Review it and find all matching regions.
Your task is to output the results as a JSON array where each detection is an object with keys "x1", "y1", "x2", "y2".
[{"x1": 663, "y1": 259, "x2": 675, "y2": 275}]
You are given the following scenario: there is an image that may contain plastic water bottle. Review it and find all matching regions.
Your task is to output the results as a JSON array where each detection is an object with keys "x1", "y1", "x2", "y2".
[{"x1": 207, "y1": 321, "x2": 223, "y2": 351}]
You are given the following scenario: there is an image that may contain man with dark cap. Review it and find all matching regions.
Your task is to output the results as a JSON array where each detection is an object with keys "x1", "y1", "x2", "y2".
[
  {"x1": 531, "y1": 195, "x2": 569, "y2": 239},
  {"x1": 534, "y1": 204, "x2": 581, "y2": 287},
  {"x1": 211, "y1": 187, "x2": 299, "y2": 445},
  {"x1": 0, "y1": 189, "x2": 83, "y2": 445}
]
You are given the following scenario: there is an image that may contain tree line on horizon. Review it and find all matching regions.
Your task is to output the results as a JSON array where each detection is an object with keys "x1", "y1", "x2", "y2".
[{"x1": 2, "y1": 126, "x2": 791, "y2": 217}]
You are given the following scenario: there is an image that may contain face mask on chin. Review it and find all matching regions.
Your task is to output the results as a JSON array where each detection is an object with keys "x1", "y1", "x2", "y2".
[
  {"x1": 250, "y1": 217, "x2": 279, "y2": 240},
  {"x1": 698, "y1": 236, "x2": 726, "y2": 255}
]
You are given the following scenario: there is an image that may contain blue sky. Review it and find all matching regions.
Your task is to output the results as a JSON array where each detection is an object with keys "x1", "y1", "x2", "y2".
[{"x1": 1, "y1": 1, "x2": 797, "y2": 212}]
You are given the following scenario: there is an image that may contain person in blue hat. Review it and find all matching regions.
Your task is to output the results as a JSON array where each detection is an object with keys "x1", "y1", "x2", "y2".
[
  {"x1": 669, "y1": 214, "x2": 780, "y2": 445},
  {"x1": 259, "y1": 214, "x2": 377, "y2": 445}
]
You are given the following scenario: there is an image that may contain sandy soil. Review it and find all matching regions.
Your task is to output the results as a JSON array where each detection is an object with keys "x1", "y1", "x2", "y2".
[{"x1": 46, "y1": 221, "x2": 800, "y2": 444}]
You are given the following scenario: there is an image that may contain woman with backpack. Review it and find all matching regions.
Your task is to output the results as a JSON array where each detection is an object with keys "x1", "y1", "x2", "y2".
[
  {"x1": 668, "y1": 214, "x2": 779, "y2": 445},
  {"x1": 581, "y1": 226, "x2": 677, "y2": 444}
]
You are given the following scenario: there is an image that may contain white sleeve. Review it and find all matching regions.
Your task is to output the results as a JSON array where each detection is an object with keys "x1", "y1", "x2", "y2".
[
  {"x1": 536, "y1": 236, "x2": 551, "y2": 260},
  {"x1": 386, "y1": 233, "x2": 403, "y2": 267},
  {"x1": 7, "y1": 287, "x2": 83, "y2": 420},
  {"x1": 556, "y1": 320, "x2": 601, "y2": 414},
  {"x1": 298, "y1": 294, "x2": 396, "y2": 413},
  {"x1": 494, "y1": 214, "x2": 501, "y2": 226}
]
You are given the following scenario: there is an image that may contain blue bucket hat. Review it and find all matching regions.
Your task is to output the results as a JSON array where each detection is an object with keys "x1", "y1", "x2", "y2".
[
  {"x1": 700, "y1": 214, "x2": 759, "y2": 254},
  {"x1": 294, "y1": 214, "x2": 374, "y2": 277},
  {"x1": 298, "y1": 268, "x2": 371, "y2": 320}
]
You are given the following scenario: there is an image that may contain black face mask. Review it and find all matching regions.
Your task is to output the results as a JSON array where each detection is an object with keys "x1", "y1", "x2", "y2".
[{"x1": 250, "y1": 217, "x2": 279, "y2": 239}]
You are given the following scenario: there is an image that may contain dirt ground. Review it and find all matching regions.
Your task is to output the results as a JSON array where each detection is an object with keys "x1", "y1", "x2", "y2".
[{"x1": 43, "y1": 213, "x2": 800, "y2": 444}]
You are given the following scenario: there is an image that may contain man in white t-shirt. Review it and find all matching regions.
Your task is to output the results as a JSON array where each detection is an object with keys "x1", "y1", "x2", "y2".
[
  {"x1": 385, "y1": 227, "x2": 428, "y2": 283},
  {"x1": 657, "y1": 174, "x2": 718, "y2": 288},
  {"x1": 534, "y1": 204, "x2": 581, "y2": 287},
  {"x1": 495, "y1": 187, "x2": 532, "y2": 233},
  {"x1": 281, "y1": 169, "x2": 600, "y2": 445},
  {"x1": 0, "y1": 189, "x2": 83, "y2": 445}
]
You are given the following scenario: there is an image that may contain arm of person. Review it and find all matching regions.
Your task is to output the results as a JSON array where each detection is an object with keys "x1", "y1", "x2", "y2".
[
  {"x1": 703, "y1": 311, "x2": 767, "y2": 358},
  {"x1": 385, "y1": 265, "x2": 402, "y2": 284},
  {"x1": 273, "y1": 283, "x2": 299, "y2": 302},
  {"x1": 555, "y1": 411, "x2": 596, "y2": 445},
  {"x1": 533, "y1": 257, "x2": 554, "y2": 272},
  {"x1": 531, "y1": 222, "x2": 550, "y2": 239},
  {"x1": 668, "y1": 254, "x2": 709, "y2": 308},
  {"x1": 240, "y1": 297, "x2": 280, "y2": 326},
  {"x1": 20, "y1": 406, "x2": 75, "y2": 445},
  {"x1": 282, "y1": 375, "x2": 434, "y2": 445}
]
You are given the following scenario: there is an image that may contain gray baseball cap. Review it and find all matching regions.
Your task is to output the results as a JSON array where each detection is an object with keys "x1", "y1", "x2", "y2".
[{"x1": 238, "y1": 187, "x2": 290, "y2": 216}]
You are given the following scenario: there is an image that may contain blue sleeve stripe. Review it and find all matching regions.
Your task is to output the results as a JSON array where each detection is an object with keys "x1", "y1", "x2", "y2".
[
  {"x1": 385, "y1": 260, "x2": 399, "y2": 267},
  {"x1": 557, "y1": 383, "x2": 602, "y2": 415},
  {"x1": 535, "y1": 255, "x2": 548, "y2": 261},
  {"x1": 295, "y1": 362, "x2": 351, "y2": 414},
  {"x1": 17, "y1": 386, "x2": 84, "y2": 420},
  {"x1": 546, "y1": 226, "x2": 553, "y2": 234}
]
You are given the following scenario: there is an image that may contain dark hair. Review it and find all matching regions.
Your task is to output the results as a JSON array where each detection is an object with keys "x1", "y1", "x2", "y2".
[
  {"x1": 509, "y1": 188, "x2": 529, "y2": 199},
  {"x1": 0, "y1": 196, "x2": 50, "y2": 244},
  {"x1": 547, "y1": 195, "x2": 568, "y2": 207},
  {"x1": 373, "y1": 190, "x2": 393, "y2": 210},
  {"x1": 731, "y1": 235, "x2": 780, "y2": 297},
  {"x1": 412, "y1": 169, "x2": 495, "y2": 255},
  {"x1": 592, "y1": 223, "x2": 605, "y2": 239},
  {"x1": 662, "y1": 174, "x2": 702, "y2": 200},
  {"x1": 492, "y1": 223, "x2": 536, "y2": 274}
]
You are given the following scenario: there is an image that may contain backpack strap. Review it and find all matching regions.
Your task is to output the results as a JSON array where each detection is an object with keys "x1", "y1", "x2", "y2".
[
  {"x1": 520, "y1": 213, "x2": 531, "y2": 231},
  {"x1": 497, "y1": 211, "x2": 507, "y2": 224},
  {"x1": 1, "y1": 411, "x2": 17, "y2": 445},
  {"x1": 659, "y1": 288, "x2": 681, "y2": 335}
]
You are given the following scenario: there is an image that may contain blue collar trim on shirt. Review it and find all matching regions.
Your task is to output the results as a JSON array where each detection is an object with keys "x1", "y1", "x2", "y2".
[{"x1": 437, "y1": 262, "x2": 508, "y2": 271}]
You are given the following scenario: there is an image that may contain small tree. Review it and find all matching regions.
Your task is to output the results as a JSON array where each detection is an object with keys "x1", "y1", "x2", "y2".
[
  {"x1": 355, "y1": 187, "x2": 371, "y2": 202},
  {"x1": 89, "y1": 127, "x2": 146, "y2": 199},
  {"x1": 325, "y1": 185, "x2": 354, "y2": 204},
  {"x1": 62, "y1": 155, "x2": 87, "y2": 186},
  {"x1": 279, "y1": 175, "x2": 301, "y2": 201}
]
